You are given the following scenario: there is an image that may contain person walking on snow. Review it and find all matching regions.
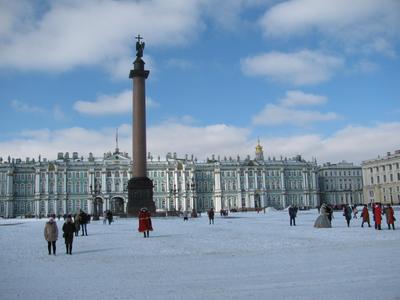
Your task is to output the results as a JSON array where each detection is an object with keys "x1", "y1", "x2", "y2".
[
  {"x1": 74, "y1": 213, "x2": 80, "y2": 236},
  {"x1": 384, "y1": 204, "x2": 396, "y2": 230},
  {"x1": 374, "y1": 203, "x2": 382, "y2": 230},
  {"x1": 207, "y1": 208, "x2": 215, "y2": 225},
  {"x1": 352, "y1": 205, "x2": 358, "y2": 219},
  {"x1": 79, "y1": 209, "x2": 89, "y2": 236},
  {"x1": 44, "y1": 217, "x2": 58, "y2": 255},
  {"x1": 361, "y1": 205, "x2": 371, "y2": 227},
  {"x1": 343, "y1": 204, "x2": 352, "y2": 227},
  {"x1": 288, "y1": 205, "x2": 297, "y2": 226},
  {"x1": 62, "y1": 215, "x2": 75, "y2": 255},
  {"x1": 183, "y1": 210, "x2": 189, "y2": 221},
  {"x1": 138, "y1": 207, "x2": 153, "y2": 238}
]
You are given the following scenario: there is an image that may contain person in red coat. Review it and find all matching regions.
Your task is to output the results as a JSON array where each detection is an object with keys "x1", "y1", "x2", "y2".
[
  {"x1": 385, "y1": 204, "x2": 395, "y2": 230},
  {"x1": 374, "y1": 203, "x2": 382, "y2": 230},
  {"x1": 138, "y1": 207, "x2": 153, "y2": 238},
  {"x1": 361, "y1": 205, "x2": 371, "y2": 228}
]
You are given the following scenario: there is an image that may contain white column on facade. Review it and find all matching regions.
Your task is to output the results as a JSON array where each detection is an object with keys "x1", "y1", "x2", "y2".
[
  {"x1": 262, "y1": 171, "x2": 266, "y2": 189},
  {"x1": 6, "y1": 200, "x2": 14, "y2": 218},
  {"x1": 6, "y1": 171, "x2": 13, "y2": 196},
  {"x1": 111, "y1": 172, "x2": 115, "y2": 192},
  {"x1": 214, "y1": 168, "x2": 222, "y2": 211},
  {"x1": 182, "y1": 168, "x2": 188, "y2": 210},
  {"x1": 101, "y1": 170, "x2": 106, "y2": 193},
  {"x1": 63, "y1": 171, "x2": 67, "y2": 194},
  {"x1": 44, "y1": 172, "x2": 49, "y2": 194},
  {"x1": 174, "y1": 170, "x2": 179, "y2": 210},
  {"x1": 166, "y1": 171, "x2": 171, "y2": 211},
  {"x1": 281, "y1": 169, "x2": 286, "y2": 208},
  {"x1": 54, "y1": 171, "x2": 58, "y2": 198}
]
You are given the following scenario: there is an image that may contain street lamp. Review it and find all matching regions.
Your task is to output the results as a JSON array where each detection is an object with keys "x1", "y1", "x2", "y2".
[{"x1": 90, "y1": 178, "x2": 101, "y2": 221}]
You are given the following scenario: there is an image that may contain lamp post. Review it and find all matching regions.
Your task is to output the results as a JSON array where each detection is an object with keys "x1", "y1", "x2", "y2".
[{"x1": 90, "y1": 179, "x2": 101, "y2": 221}]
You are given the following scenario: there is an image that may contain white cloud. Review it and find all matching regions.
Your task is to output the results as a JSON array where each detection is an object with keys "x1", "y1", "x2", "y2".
[
  {"x1": 73, "y1": 90, "x2": 159, "y2": 115},
  {"x1": 241, "y1": 50, "x2": 343, "y2": 85},
  {"x1": 0, "y1": 0, "x2": 203, "y2": 74},
  {"x1": 280, "y1": 90, "x2": 327, "y2": 107},
  {"x1": 264, "y1": 122, "x2": 400, "y2": 164},
  {"x1": 10, "y1": 100, "x2": 46, "y2": 113},
  {"x1": 252, "y1": 90, "x2": 338, "y2": 126},
  {"x1": 252, "y1": 104, "x2": 339, "y2": 126},
  {"x1": 1, "y1": 121, "x2": 399, "y2": 165},
  {"x1": 0, "y1": 122, "x2": 252, "y2": 161},
  {"x1": 260, "y1": 0, "x2": 400, "y2": 56}
]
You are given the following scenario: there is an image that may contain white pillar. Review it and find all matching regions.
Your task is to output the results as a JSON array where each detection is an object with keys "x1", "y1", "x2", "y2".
[{"x1": 214, "y1": 169, "x2": 222, "y2": 211}]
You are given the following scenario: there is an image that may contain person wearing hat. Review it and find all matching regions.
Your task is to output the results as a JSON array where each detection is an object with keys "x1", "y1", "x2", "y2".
[
  {"x1": 138, "y1": 207, "x2": 153, "y2": 238},
  {"x1": 44, "y1": 217, "x2": 58, "y2": 255},
  {"x1": 62, "y1": 215, "x2": 76, "y2": 255}
]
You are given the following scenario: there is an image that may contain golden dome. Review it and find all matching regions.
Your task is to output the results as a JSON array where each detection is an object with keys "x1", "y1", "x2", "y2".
[{"x1": 255, "y1": 139, "x2": 263, "y2": 153}]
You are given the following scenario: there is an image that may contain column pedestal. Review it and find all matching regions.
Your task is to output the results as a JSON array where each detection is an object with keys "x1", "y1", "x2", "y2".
[{"x1": 127, "y1": 177, "x2": 156, "y2": 217}]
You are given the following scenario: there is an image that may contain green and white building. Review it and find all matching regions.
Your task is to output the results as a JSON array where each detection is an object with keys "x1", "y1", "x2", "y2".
[{"x1": 0, "y1": 142, "x2": 320, "y2": 218}]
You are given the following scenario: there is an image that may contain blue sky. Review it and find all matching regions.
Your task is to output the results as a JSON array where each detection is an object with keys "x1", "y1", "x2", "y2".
[{"x1": 0, "y1": 0, "x2": 399, "y2": 164}]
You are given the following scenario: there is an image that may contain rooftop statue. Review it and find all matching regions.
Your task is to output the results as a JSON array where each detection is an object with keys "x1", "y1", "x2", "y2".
[{"x1": 135, "y1": 34, "x2": 145, "y2": 58}]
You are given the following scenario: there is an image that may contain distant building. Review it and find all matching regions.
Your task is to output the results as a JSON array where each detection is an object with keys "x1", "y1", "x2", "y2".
[
  {"x1": 318, "y1": 161, "x2": 363, "y2": 205},
  {"x1": 362, "y1": 150, "x2": 400, "y2": 205},
  {"x1": 0, "y1": 142, "x2": 320, "y2": 218}
]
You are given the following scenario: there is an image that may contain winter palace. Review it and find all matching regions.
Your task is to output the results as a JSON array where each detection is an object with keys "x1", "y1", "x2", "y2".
[{"x1": 0, "y1": 142, "x2": 326, "y2": 218}]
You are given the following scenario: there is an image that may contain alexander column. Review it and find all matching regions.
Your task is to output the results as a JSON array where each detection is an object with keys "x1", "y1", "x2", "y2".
[{"x1": 127, "y1": 35, "x2": 156, "y2": 216}]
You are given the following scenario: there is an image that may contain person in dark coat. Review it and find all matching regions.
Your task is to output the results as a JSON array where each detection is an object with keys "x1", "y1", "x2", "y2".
[
  {"x1": 361, "y1": 205, "x2": 371, "y2": 227},
  {"x1": 288, "y1": 205, "x2": 297, "y2": 226},
  {"x1": 62, "y1": 215, "x2": 76, "y2": 255},
  {"x1": 44, "y1": 217, "x2": 58, "y2": 255},
  {"x1": 326, "y1": 204, "x2": 333, "y2": 225},
  {"x1": 343, "y1": 204, "x2": 352, "y2": 227},
  {"x1": 74, "y1": 213, "x2": 80, "y2": 236},
  {"x1": 79, "y1": 210, "x2": 88, "y2": 236},
  {"x1": 106, "y1": 210, "x2": 113, "y2": 225},
  {"x1": 207, "y1": 208, "x2": 215, "y2": 225}
]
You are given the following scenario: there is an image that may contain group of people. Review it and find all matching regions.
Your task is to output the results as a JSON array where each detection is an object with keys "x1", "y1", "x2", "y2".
[
  {"x1": 103, "y1": 210, "x2": 114, "y2": 225},
  {"x1": 313, "y1": 203, "x2": 396, "y2": 229},
  {"x1": 43, "y1": 210, "x2": 90, "y2": 255}
]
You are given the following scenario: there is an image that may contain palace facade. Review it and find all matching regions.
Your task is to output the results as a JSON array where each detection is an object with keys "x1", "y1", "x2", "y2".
[
  {"x1": 362, "y1": 150, "x2": 400, "y2": 205},
  {"x1": 318, "y1": 161, "x2": 363, "y2": 205},
  {"x1": 0, "y1": 142, "x2": 320, "y2": 218}
]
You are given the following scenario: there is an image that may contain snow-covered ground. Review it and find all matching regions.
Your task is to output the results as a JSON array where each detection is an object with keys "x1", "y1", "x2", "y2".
[{"x1": 1, "y1": 209, "x2": 399, "y2": 300}]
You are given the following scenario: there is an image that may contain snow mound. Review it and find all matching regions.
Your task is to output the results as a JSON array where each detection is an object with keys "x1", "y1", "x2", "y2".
[{"x1": 265, "y1": 207, "x2": 278, "y2": 213}]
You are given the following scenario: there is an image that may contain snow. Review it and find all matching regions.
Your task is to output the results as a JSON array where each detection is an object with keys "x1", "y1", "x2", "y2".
[
  {"x1": 265, "y1": 206, "x2": 278, "y2": 212},
  {"x1": 1, "y1": 209, "x2": 400, "y2": 300}
]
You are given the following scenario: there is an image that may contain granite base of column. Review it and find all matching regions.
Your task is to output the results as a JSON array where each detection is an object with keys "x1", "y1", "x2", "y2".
[{"x1": 127, "y1": 177, "x2": 156, "y2": 217}]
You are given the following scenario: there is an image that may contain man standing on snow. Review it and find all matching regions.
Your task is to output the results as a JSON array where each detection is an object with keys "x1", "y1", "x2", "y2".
[
  {"x1": 207, "y1": 208, "x2": 215, "y2": 225},
  {"x1": 288, "y1": 205, "x2": 297, "y2": 226}
]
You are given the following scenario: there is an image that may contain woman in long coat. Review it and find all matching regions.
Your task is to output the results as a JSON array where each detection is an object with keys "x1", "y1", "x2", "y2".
[
  {"x1": 44, "y1": 217, "x2": 58, "y2": 255},
  {"x1": 361, "y1": 205, "x2": 370, "y2": 227},
  {"x1": 385, "y1": 204, "x2": 395, "y2": 230},
  {"x1": 343, "y1": 205, "x2": 352, "y2": 227},
  {"x1": 138, "y1": 207, "x2": 153, "y2": 238},
  {"x1": 63, "y1": 215, "x2": 76, "y2": 254},
  {"x1": 374, "y1": 203, "x2": 382, "y2": 230}
]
